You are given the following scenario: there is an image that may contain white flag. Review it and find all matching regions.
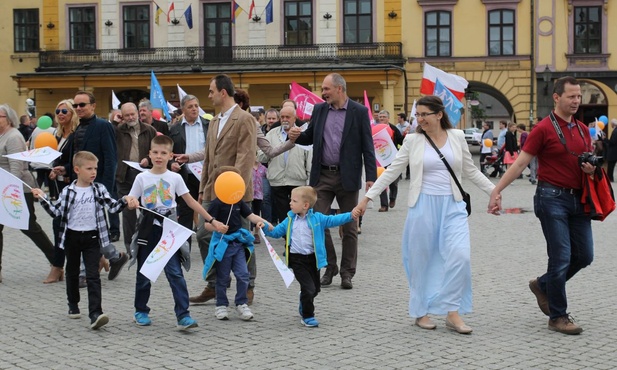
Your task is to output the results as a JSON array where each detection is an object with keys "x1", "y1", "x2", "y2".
[
  {"x1": 187, "y1": 161, "x2": 203, "y2": 179},
  {"x1": 260, "y1": 229, "x2": 295, "y2": 288},
  {"x1": 372, "y1": 127, "x2": 398, "y2": 167},
  {"x1": 139, "y1": 217, "x2": 194, "y2": 282},
  {"x1": 122, "y1": 160, "x2": 147, "y2": 172},
  {"x1": 3, "y1": 147, "x2": 62, "y2": 165},
  {"x1": 111, "y1": 90, "x2": 121, "y2": 109},
  {"x1": 177, "y1": 84, "x2": 206, "y2": 116},
  {"x1": 0, "y1": 168, "x2": 30, "y2": 230}
]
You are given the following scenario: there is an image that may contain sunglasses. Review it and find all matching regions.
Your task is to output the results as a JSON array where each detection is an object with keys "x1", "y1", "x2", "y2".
[
  {"x1": 72, "y1": 102, "x2": 90, "y2": 108},
  {"x1": 55, "y1": 109, "x2": 69, "y2": 115}
]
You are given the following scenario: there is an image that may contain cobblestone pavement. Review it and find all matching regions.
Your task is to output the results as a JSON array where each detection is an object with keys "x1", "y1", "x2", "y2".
[{"x1": 2, "y1": 151, "x2": 617, "y2": 369}]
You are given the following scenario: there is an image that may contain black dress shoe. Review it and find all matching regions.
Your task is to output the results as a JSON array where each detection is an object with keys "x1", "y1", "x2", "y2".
[
  {"x1": 341, "y1": 276, "x2": 353, "y2": 289},
  {"x1": 110, "y1": 233, "x2": 120, "y2": 242},
  {"x1": 320, "y1": 266, "x2": 338, "y2": 286}
]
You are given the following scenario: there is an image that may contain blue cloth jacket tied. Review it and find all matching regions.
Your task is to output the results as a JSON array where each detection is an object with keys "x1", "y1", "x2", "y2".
[
  {"x1": 263, "y1": 209, "x2": 353, "y2": 269},
  {"x1": 202, "y1": 228, "x2": 255, "y2": 280}
]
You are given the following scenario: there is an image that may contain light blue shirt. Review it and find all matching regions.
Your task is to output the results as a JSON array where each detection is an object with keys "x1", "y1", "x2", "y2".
[
  {"x1": 182, "y1": 118, "x2": 205, "y2": 155},
  {"x1": 497, "y1": 128, "x2": 507, "y2": 149},
  {"x1": 290, "y1": 213, "x2": 313, "y2": 255}
]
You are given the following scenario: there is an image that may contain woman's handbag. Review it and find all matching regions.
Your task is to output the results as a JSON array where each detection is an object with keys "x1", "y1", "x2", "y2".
[
  {"x1": 581, "y1": 167, "x2": 615, "y2": 221},
  {"x1": 423, "y1": 133, "x2": 471, "y2": 216}
]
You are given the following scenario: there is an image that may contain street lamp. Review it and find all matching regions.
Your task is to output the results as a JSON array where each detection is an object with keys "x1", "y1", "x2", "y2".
[{"x1": 542, "y1": 65, "x2": 552, "y2": 96}]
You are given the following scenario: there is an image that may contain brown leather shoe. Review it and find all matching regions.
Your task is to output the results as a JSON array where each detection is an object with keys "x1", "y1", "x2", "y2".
[
  {"x1": 548, "y1": 315, "x2": 583, "y2": 335},
  {"x1": 529, "y1": 279, "x2": 550, "y2": 316},
  {"x1": 378, "y1": 206, "x2": 388, "y2": 212},
  {"x1": 320, "y1": 266, "x2": 338, "y2": 286},
  {"x1": 341, "y1": 276, "x2": 353, "y2": 289},
  {"x1": 389, "y1": 200, "x2": 396, "y2": 208},
  {"x1": 247, "y1": 287, "x2": 254, "y2": 305},
  {"x1": 189, "y1": 286, "x2": 216, "y2": 304}
]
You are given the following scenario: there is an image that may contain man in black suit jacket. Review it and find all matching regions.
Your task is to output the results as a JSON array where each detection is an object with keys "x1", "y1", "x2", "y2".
[
  {"x1": 169, "y1": 94, "x2": 209, "y2": 245},
  {"x1": 292, "y1": 73, "x2": 377, "y2": 289}
]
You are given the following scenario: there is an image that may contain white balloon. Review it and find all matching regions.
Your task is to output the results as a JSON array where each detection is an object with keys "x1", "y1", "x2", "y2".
[{"x1": 26, "y1": 98, "x2": 34, "y2": 106}]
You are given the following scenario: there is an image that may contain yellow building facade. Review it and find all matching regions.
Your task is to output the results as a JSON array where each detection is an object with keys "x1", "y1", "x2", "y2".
[{"x1": 2, "y1": 0, "x2": 616, "y2": 127}]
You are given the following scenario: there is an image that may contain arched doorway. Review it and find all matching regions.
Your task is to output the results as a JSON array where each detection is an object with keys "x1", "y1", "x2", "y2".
[
  {"x1": 115, "y1": 89, "x2": 149, "y2": 106},
  {"x1": 465, "y1": 82, "x2": 516, "y2": 130},
  {"x1": 576, "y1": 80, "x2": 608, "y2": 125}
]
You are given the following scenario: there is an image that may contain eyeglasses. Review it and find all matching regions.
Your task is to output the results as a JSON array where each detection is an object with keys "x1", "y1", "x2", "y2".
[
  {"x1": 414, "y1": 112, "x2": 437, "y2": 118},
  {"x1": 55, "y1": 109, "x2": 69, "y2": 115},
  {"x1": 72, "y1": 102, "x2": 90, "y2": 108}
]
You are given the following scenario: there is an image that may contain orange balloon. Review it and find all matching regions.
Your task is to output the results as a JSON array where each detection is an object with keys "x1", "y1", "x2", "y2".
[
  {"x1": 377, "y1": 167, "x2": 385, "y2": 177},
  {"x1": 34, "y1": 132, "x2": 58, "y2": 150},
  {"x1": 483, "y1": 138, "x2": 493, "y2": 148},
  {"x1": 597, "y1": 121, "x2": 605, "y2": 130},
  {"x1": 214, "y1": 171, "x2": 246, "y2": 205}
]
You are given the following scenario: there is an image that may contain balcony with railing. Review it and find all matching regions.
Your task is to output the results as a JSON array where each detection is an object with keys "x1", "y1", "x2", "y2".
[{"x1": 37, "y1": 43, "x2": 404, "y2": 71}]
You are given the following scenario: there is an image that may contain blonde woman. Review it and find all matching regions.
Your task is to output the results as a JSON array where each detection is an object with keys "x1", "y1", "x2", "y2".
[{"x1": 43, "y1": 99, "x2": 79, "y2": 284}]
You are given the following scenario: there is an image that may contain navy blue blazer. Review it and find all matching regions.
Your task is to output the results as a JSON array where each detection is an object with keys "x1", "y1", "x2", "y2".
[{"x1": 295, "y1": 99, "x2": 377, "y2": 191}]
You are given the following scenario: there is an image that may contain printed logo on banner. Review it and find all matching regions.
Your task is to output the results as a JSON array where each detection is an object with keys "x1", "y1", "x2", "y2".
[
  {"x1": 146, "y1": 230, "x2": 178, "y2": 264},
  {"x1": 2, "y1": 184, "x2": 24, "y2": 219},
  {"x1": 374, "y1": 137, "x2": 395, "y2": 161}
]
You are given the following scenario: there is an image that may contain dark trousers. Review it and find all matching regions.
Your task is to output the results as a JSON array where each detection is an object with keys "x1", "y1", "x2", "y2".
[
  {"x1": 50, "y1": 181, "x2": 70, "y2": 268},
  {"x1": 0, "y1": 193, "x2": 54, "y2": 273},
  {"x1": 251, "y1": 199, "x2": 262, "y2": 230},
  {"x1": 479, "y1": 153, "x2": 490, "y2": 173},
  {"x1": 379, "y1": 179, "x2": 398, "y2": 208},
  {"x1": 271, "y1": 185, "x2": 296, "y2": 224},
  {"x1": 313, "y1": 169, "x2": 359, "y2": 279},
  {"x1": 117, "y1": 168, "x2": 140, "y2": 252},
  {"x1": 289, "y1": 253, "x2": 320, "y2": 318},
  {"x1": 135, "y1": 224, "x2": 190, "y2": 319},
  {"x1": 176, "y1": 174, "x2": 200, "y2": 247},
  {"x1": 65, "y1": 229, "x2": 102, "y2": 319},
  {"x1": 608, "y1": 160, "x2": 616, "y2": 182}
]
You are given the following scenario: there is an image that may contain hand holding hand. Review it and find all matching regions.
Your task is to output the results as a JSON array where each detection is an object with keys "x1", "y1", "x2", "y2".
[
  {"x1": 171, "y1": 162, "x2": 182, "y2": 172},
  {"x1": 287, "y1": 126, "x2": 301, "y2": 142},
  {"x1": 124, "y1": 196, "x2": 139, "y2": 210},
  {"x1": 488, "y1": 191, "x2": 502, "y2": 215},
  {"x1": 268, "y1": 223, "x2": 274, "y2": 231},
  {"x1": 256, "y1": 221, "x2": 265, "y2": 230}
]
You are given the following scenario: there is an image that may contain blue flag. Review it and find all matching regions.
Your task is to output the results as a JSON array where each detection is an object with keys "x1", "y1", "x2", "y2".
[
  {"x1": 434, "y1": 79, "x2": 464, "y2": 127},
  {"x1": 265, "y1": 0, "x2": 273, "y2": 24},
  {"x1": 150, "y1": 71, "x2": 170, "y2": 121},
  {"x1": 184, "y1": 5, "x2": 193, "y2": 29}
]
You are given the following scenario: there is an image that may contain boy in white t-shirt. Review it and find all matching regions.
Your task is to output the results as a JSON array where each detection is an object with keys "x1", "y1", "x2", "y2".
[
  {"x1": 128, "y1": 135, "x2": 227, "y2": 330},
  {"x1": 34, "y1": 151, "x2": 139, "y2": 330}
]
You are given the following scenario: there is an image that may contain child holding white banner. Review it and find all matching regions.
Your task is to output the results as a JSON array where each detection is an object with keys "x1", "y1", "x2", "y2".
[
  {"x1": 33, "y1": 151, "x2": 139, "y2": 330},
  {"x1": 127, "y1": 135, "x2": 227, "y2": 330},
  {"x1": 263, "y1": 186, "x2": 360, "y2": 327},
  {"x1": 203, "y1": 166, "x2": 267, "y2": 322}
]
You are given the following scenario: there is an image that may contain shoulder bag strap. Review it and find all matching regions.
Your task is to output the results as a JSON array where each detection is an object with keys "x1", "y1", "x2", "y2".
[{"x1": 423, "y1": 132, "x2": 466, "y2": 196}]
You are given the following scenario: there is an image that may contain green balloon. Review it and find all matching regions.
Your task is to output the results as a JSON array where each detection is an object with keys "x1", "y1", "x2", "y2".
[{"x1": 37, "y1": 116, "x2": 53, "y2": 130}]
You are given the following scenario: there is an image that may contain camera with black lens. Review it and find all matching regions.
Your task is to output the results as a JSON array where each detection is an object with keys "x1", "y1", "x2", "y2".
[{"x1": 578, "y1": 152, "x2": 603, "y2": 167}]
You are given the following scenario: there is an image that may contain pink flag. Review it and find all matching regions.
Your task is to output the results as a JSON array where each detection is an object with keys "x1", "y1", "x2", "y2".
[
  {"x1": 420, "y1": 62, "x2": 468, "y2": 101},
  {"x1": 289, "y1": 82, "x2": 324, "y2": 121},
  {"x1": 363, "y1": 90, "x2": 373, "y2": 124}
]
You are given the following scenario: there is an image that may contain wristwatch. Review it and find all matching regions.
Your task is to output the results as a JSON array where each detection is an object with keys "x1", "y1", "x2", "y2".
[{"x1": 207, "y1": 217, "x2": 215, "y2": 224}]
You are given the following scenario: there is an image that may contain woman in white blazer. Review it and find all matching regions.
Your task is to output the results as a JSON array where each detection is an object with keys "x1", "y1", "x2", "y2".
[{"x1": 354, "y1": 96, "x2": 495, "y2": 334}]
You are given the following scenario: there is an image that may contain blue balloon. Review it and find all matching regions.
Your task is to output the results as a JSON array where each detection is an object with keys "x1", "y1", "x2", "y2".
[
  {"x1": 599, "y1": 115, "x2": 609, "y2": 125},
  {"x1": 589, "y1": 128, "x2": 597, "y2": 137}
]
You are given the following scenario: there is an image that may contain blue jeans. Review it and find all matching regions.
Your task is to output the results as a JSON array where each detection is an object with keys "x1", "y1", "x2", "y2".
[
  {"x1": 261, "y1": 177, "x2": 272, "y2": 223},
  {"x1": 135, "y1": 225, "x2": 191, "y2": 320},
  {"x1": 215, "y1": 241, "x2": 250, "y2": 307},
  {"x1": 533, "y1": 184, "x2": 593, "y2": 319}
]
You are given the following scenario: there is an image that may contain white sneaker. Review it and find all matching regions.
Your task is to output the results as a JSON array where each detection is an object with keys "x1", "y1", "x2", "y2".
[
  {"x1": 215, "y1": 306, "x2": 229, "y2": 320},
  {"x1": 236, "y1": 304, "x2": 253, "y2": 321}
]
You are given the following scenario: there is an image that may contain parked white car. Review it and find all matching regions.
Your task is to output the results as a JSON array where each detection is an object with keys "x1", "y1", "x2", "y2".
[{"x1": 464, "y1": 128, "x2": 483, "y2": 145}]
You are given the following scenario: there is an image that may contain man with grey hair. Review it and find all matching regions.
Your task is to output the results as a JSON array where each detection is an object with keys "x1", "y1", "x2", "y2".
[
  {"x1": 169, "y1": 94, "x2": 209, "y2": 245},
  {"x1": 291, "y1": 73, "x2": 377, "y2": 289},
  {"x1": 138, "y1": 99, "x2": 170, "y2": 136}
]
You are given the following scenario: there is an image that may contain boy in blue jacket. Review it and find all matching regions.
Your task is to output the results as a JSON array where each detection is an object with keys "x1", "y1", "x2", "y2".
[{"x1": 264, "y1": 186, "x2": 360, "y2": 327}]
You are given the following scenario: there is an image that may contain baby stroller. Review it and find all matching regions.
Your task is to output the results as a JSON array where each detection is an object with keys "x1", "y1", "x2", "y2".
[{"x1": 484, "y1": 146, "x2": 505, "y2": 178}]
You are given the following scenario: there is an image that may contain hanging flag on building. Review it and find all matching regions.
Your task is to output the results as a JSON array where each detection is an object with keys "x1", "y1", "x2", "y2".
[
  {"x1": 111, "y1": 90, "x2": 121, "y2": 109},
  {"x1": 289, "y1": 82, "x2": 324, "y2": 121},
  {"x1": 231, "y1": 0, "x2": 243, "y2": 24},
  {"x1": 265, "y1": 0, "x2": 273, "y2": 24},
  {"x1": 433, "y1": 79, "x2": 464, "y2": 126},
  {"x1": 150, "y1": 71, "x2": 170, "y2": 121},
  {"x1": 420, "y1": 62, "x2": 468, "y2": 101},
  {"x1": 184, "y1": 4, "x2": 193, "y2": 29},
  {"x1": 167, "y1": 2, "x2": 175, "y2": 23},
  {"x1": 154, "y1": 4, "x2": 163, "y2": 25},
  {"x1": 249, "y1": 0, "x2": 255, "y2": 19}
]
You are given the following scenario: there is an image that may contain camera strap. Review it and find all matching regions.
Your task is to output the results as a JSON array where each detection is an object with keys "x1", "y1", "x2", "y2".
[{"x1": 548, "y1": 111, "x2": 591, "y2": 157}]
